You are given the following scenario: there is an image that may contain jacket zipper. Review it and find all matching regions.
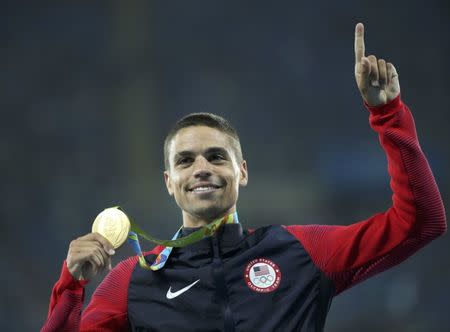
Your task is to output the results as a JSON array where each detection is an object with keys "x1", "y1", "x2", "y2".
[{"x1": 211, "y1": 235, "x2": 235, "y2": 332}]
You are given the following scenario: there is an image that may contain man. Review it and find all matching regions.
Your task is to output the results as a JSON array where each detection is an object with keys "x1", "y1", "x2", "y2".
[{"x1": 41, "y1": 23, "x2": 446, "y2": 331}]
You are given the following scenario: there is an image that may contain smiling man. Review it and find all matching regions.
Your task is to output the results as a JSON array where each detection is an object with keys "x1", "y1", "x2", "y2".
[
  {"x1": 42, "y1": 23, "x2": 446, "y2": 332},
  {"x1": 163, "y1": 116, "x2": 248, "y2": 227}
]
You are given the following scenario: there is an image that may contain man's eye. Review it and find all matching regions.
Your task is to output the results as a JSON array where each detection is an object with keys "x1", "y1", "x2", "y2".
[
  {"x1": 210, "y1": 154, "x2": 225, "y2": 162},
  {"x1": 177, "y1": 158, "x2": 193, "y2": 165}
]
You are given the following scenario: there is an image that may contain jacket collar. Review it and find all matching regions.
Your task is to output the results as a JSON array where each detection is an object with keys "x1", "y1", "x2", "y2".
[{"x1": 177, "y1": 223, "x2": 245, "y2": 252}]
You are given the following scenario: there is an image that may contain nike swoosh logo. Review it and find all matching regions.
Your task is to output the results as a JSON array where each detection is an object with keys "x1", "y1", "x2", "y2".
[{"x1": 166, "y1": 279, "x2": 200, "y2": 299}]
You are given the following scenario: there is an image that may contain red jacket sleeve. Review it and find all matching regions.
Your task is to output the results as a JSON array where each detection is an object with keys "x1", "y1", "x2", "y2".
[
  {"x1": 41, "y1": 261, "x2": 89, "y2": 332},
  {"x1": 41, "y1": 245, "x2": 165, "y2": 331},
  {"x1": 285, "y1": 95, "x2": 446, "y2": 295},
  {"x1": 41, "y1": 257, "x2": 137, "y2": 332}
]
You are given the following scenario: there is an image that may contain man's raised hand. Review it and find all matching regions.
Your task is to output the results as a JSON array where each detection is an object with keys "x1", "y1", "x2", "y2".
[{"x1": 354, "y1": 23, "x2": 400, "y2": 106}]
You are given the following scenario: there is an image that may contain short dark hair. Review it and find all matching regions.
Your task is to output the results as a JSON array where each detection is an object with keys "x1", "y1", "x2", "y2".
[{"x1": 164, "y1": 113, "x2": 243, "y2": 170}]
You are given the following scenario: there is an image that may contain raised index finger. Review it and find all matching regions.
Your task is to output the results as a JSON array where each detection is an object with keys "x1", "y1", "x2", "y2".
[{"x1": 354, "y1": 23, "x2": 365, "y2": 64}]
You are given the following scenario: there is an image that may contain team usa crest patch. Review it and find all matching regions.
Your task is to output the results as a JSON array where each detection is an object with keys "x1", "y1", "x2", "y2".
[{"x1": 244, "y1": 258, "x2": 281, "y2": 293}]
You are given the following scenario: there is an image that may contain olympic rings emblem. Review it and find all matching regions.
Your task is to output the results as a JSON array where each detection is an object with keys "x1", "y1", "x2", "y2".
[{"x1": 244, "y1": 258, "x2": 281, "y2": 293}]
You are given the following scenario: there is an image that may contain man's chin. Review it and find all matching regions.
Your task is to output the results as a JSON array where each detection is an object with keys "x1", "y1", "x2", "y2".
[{"x1": 188, "y1": 204, "x2": 231, "y2": 222}]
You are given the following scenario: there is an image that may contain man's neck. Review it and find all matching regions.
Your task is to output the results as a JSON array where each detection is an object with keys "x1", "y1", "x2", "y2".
[{"x1": 182, "y1": 207, "x2": 236, "y2": 228}]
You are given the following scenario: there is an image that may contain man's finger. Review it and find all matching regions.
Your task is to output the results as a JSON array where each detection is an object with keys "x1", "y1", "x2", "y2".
[
  {"x1": 367, "y1": 55, "x2": 379, "y2": 86},
  {"x1": 378, "y1": 59, "x2": 387, "y2": 89},
  {"x1": 357, "y1": 57, "x2": 371, "y2": 76},
  {"x1": 355, "y1": 57, "x2": 371, "y2": 93},
  {"x1": 70, "y1": 246, "x2": 104, "y2": 267},
  {"x1": 386, "y1": 62, "x2": 399, "y2": 93},
  {"x1": 354, "y1": 23, "x2": 365, "y2": 64},
  {"x1": 72, "y1": 242, "x2": 110, "y2": 263},
  {"x1": 82, "y1": 233, "x2": 114, "y2": 255}
]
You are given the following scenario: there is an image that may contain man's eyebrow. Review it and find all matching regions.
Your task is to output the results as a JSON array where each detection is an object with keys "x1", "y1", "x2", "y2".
[
  {"x1": 174, "y1": 147, "x2": 230, "y2": 158},
  {"x1": 205, "y1": 147, "x2": 229, "y2": 156},
  {"x1": 174, "y1": 150, "x2": 195, "y2": 158}
]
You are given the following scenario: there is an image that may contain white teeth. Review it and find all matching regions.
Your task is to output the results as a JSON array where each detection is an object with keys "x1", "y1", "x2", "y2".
[{"x1": 192, "y1": 186, "x2": 216, "y2": 192}]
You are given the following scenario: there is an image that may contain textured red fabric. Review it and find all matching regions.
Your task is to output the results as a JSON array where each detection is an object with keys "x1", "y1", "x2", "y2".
[
  {"x1": 41, "y1": 246, "x2": 164, "y2": 331},
  {"x1": 285, "y1": 95, "x2": 446, "y2": 295}
]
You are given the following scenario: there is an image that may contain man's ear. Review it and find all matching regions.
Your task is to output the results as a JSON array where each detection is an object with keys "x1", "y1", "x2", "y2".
[
  {"x1": 239, "y1": 160, "x2": 248, "y2": 187},
  {"x1": 164, "y1": 171, "x2": 174, "y2": 196}
]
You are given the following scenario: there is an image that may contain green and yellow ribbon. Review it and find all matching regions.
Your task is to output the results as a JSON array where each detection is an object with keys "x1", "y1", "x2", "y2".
[{"x1": 126, "y1": 211, "x2": 238, "y2": 270}]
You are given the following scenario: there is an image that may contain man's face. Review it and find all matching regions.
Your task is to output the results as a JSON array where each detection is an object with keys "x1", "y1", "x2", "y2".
[{"x1": 164, "y1": 126, "x2": 248, "y2": 221}]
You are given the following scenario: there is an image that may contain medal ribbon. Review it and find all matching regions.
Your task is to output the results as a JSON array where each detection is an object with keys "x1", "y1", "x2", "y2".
[{"x1": 126, "y1": 211, "x2": 239, "y2": 271}]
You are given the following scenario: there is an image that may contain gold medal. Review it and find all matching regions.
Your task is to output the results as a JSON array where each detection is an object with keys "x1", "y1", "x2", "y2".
[{"x1": 92, "y1": 207, "x2": 131, "y2": 249}]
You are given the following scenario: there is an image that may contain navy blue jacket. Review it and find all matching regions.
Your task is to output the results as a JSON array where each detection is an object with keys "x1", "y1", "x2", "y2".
[{"x1": 129, "y1": 224, "x2": 333, "y2": 331}]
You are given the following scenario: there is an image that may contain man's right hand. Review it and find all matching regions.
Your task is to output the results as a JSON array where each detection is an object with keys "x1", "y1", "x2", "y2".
[{"x1": 66, "y1": 233, "x2": 115, "y2": 281}]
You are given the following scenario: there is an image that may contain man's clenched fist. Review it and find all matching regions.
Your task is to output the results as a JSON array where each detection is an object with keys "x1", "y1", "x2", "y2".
[{"x1": 66, "y1": 232, "x2": 115, "y2": 281}]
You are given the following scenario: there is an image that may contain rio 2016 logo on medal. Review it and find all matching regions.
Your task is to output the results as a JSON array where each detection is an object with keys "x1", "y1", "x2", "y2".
[{"x1": 244, "y1": 258, "x2": 281, "y2": 293}]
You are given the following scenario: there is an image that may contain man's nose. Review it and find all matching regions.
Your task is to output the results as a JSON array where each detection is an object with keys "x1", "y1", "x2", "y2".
[{"x1": 192, "y1": 157, "x2": 212, "y2": 178}]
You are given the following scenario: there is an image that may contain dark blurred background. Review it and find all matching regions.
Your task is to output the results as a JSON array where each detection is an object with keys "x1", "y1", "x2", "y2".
[{"x1": 2, "y1": 1, "x2": 449, "y2": 331}]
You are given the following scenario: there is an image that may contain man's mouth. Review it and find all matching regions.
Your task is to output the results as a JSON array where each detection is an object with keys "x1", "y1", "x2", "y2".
[{"x1": 187, "y1": 183, "x2": 222, "y2": 194}]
